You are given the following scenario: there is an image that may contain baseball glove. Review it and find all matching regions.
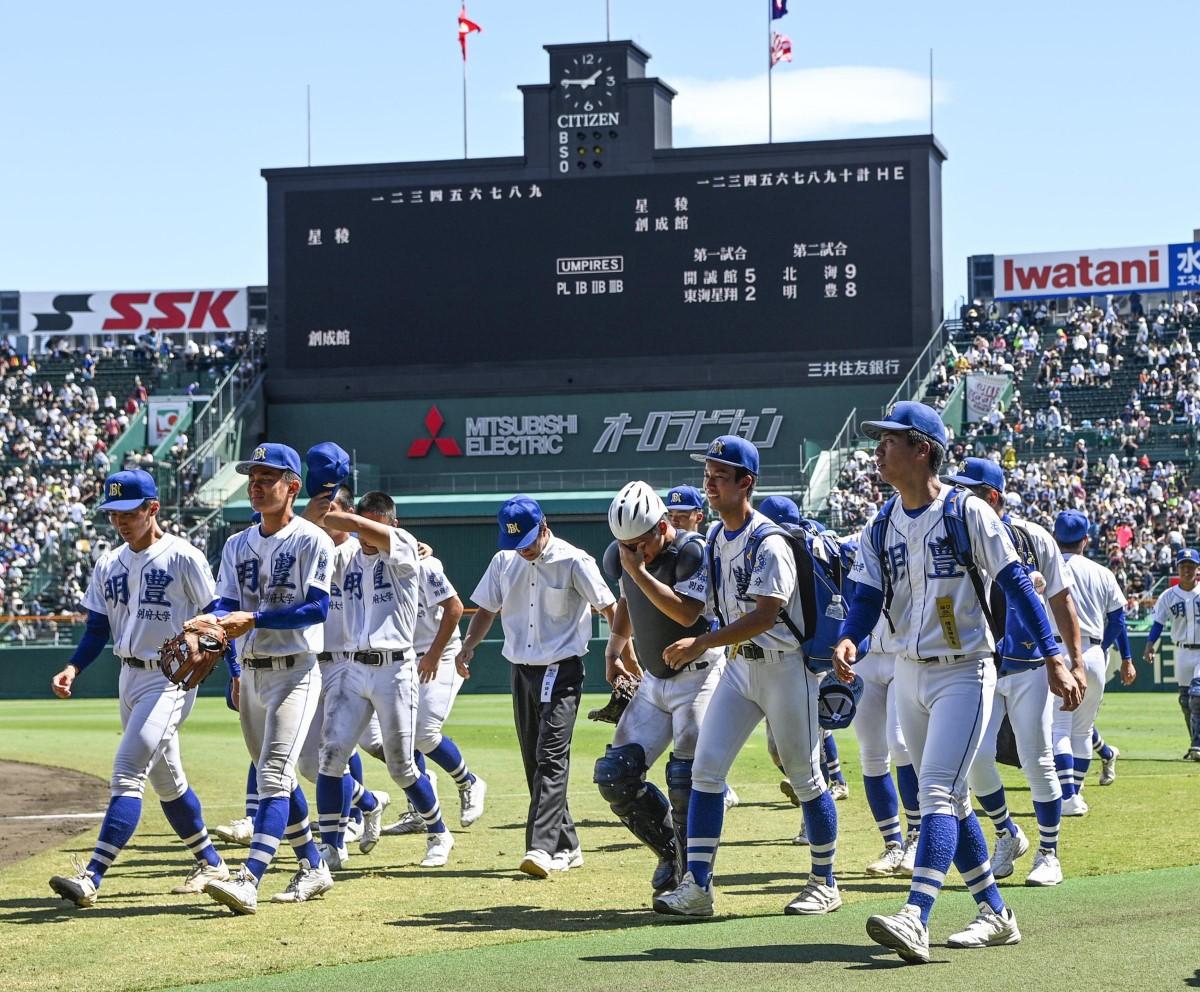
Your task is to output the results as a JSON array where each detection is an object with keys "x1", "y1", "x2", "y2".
[
  {"x1": 158, "y1": 617, "x2": 230, "y2": 690},
  {"x1": 587, "y1": 674, "x2": 640, "y2": 724}
]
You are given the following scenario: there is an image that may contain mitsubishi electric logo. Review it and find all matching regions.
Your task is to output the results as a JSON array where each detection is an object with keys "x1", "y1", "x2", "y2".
[{"x1": 407, "y1": 406, "x2": 463, "y2": 458}]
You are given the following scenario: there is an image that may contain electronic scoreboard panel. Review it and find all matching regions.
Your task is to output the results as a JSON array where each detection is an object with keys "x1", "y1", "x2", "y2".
[{"x1": 263, "y1": 41, "x2": 944, "y2": 400}]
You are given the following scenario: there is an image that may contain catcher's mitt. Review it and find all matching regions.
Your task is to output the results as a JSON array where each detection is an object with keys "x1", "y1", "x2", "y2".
[
  {"x1": 587, "y1": 674, "x2": 640, "y2": 724},
  {"x1": 158, "y1": 617, "x2": 229, "y2": 690}
]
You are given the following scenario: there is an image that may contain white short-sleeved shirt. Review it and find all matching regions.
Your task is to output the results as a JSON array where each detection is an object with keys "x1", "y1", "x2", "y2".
[
  {"x1": 1007, "y1": 515, "x2": 1072, "y2": 601},
  {"x1": 470, "y1": 535, "x2": 615, "y2": 666},
  {"x1": 851, "y1": 485, "x2": 1020, "y2": 659},
  {"x1": 83, "y1": 533, "x2": 216, "y2": 661},
  {"x1": 343, "y1": 527, "x2": 420, "y2": 653},
  {"x1": 415, "y1": 556, "x2": 462, "y2": 656},
  {"x1": 706, "y1": 510, "x2": 803, "y2": 653},
  {"x1": 1151, "y1": 582, "x2": 1200, "y2": 647},
  {"x1": 1052, "y1": 553, "x2": 1125, "y2": 642},
  {"x1": 323, "y1": 535, "x2": 361, "y2": 655},
  {"x1": 215, "y1": 515, "x2": 334, "y2": 658}
]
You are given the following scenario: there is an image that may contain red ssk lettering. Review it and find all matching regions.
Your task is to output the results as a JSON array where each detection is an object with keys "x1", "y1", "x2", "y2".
[
  {"x1": 101, "y1": 290, "x2": 239, "y2": 331},
  {"x1": 188, "y1": 290, "x2": 237, "y2": 329},
  {"x1": 148, "y1": 291, "x2": 192, "y2": 330},
  {"x1": 103, "y1": 292, "x2": 152, "y2": 331}
]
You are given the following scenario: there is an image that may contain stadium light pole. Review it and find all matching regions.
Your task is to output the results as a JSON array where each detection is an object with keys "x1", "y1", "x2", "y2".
[{"x1": 767, "y1": 2, "x2": 773, "y2": 143}]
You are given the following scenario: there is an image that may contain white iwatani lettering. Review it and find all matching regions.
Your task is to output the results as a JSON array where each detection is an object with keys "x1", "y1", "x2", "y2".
[{"x1": 556, "y1": 112, "x2": 620, "y2": 128}]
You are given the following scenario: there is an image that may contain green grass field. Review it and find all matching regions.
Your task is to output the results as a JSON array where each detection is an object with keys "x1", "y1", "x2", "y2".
[{"x1": 1, "y1": 691, "x2": 1197, "y2": 992}]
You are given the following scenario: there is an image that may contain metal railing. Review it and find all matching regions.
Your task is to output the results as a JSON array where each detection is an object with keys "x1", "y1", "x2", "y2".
[{"x1": 877, "y1": 319, "x2": 955, "y2": 417}]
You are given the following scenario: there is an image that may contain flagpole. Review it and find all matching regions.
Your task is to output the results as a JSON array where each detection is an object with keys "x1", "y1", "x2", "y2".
[
  {"x1": 606, "y1": 0, "x2": 611, "y2": 41},
  {"x1": 767, "y1": 1, "x2": 773, "y2": 143},
  {"x1": 306, "y1": 84, "x2": 311, "y2": 166},
  {"x1": 929, "y1": 48, "x2": 934, "y2": 134},
  {"x1": 462, "y1": 54, "x2": 468, "y2": 158}
]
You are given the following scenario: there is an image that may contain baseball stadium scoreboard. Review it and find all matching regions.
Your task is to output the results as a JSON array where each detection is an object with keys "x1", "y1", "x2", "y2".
[{"x1": 263, "y1": 40, "x2": 945, "y2": 403}]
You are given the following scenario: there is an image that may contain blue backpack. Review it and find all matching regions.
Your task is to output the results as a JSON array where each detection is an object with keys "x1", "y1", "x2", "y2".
[{"x1": 706, "y1": 520, "x2": 845, "y2": 673}]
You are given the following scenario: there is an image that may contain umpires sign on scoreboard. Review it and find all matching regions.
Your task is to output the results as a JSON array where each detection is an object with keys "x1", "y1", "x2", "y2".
[{"x1": 263, "y1": 39, "x2": 945, "y2": 402}]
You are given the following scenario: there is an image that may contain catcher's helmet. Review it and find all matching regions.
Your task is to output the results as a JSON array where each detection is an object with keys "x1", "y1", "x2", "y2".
[
  {"x1": 817, "y1": 672, "x2": 864, "y2": 730},
  {"x1": 609, "y1": 481, "x2": 667, "y2": 541}
]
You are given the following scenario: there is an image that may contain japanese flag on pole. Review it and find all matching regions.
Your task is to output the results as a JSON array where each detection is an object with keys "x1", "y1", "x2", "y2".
[
  {"x1": 770, "y1": 31, "x2": 792, "y2": 67},
  {"x1": 458, "y1": 5, "x2": 482, "y2": 61}
]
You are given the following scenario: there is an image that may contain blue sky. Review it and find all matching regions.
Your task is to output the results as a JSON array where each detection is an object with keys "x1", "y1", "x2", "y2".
[{"x1": 1, "y1": 0, "x2": 1195, "y2": 309}]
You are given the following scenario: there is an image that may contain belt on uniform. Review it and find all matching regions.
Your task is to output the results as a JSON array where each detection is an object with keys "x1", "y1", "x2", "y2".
[
  {"x1": 119, "y1": 657, "x2": 155, "y2": 669},
  {"x1": 1179, "y1": 644, "x2": 1200, "y2": 650},
  {"x1": 682, "y1": 659, "x2": 709, "y2": 672},
  {"x1": 353, "y1": 649, "x2": 412, "y2": 666},
  {"x1": 737, "y1": 643, "x2": 766, "y2": 660},
  {"x1": 245, "y1": 656, "x2": 298, "y2": 670},
  {"x1": 317, "y1": 652, "x2": 333, "y2": 662},
  {"x1": 1054, "y1": 635, "x2": 1101, "y2": 647}
]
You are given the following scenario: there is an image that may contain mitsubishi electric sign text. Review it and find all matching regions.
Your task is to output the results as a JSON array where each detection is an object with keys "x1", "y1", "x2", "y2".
[{"x1": 994, "y1": 242, "x2": 1200, "y2": 300}]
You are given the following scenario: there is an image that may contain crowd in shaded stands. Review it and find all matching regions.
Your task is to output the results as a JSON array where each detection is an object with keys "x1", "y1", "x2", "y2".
[
  {"x1": 828, "y1": 295, "x2": 1200, "y2": 614},
  {"x1": 0, "y1": 333, "x2": 253, "y2": 640}
]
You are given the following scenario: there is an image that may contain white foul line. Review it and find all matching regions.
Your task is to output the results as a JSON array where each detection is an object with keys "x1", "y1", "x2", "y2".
[{"x1": 0, "y1": 812, "x2": 106, "y2": 822}]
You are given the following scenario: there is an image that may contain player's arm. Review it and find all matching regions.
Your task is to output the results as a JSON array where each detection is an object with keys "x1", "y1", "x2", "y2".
[
  {"x1": 604, "y1": 597, "x2": 638, "y2": 684},
  {"x1": 52, "y1": 610, "x2": 112, "y2": 699},
  {"x1": 323, "y1": 510, "x2": 408, "y2": 565},
  {"x1": 1104, "y1": 607, "x2": 1136, "y2": 684},
  {"x1": 995, "y1": 561, "x2": 1081, "y2": 709},
  {"x1": 834, "y1": 531, "x2": 885, "y2": 679},
  {"x1": 417, "y1": 592, "x2": 464, "y2": 684},
  {"x1": 456, "y1": 607, "x2": 496, "y2": 679},
  {"x1": 617, "y1": 543, "x2": 706, "y2": 626},
  {"x1": 1046, "y1": 588, "x2": 1086, "y2": 695},
  {"x1": 663, "y1": 593, "x2": 783, "y2": 668}
]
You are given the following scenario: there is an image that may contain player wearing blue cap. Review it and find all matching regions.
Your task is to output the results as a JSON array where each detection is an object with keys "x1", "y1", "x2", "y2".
[
  {"x1": 1050, "y1": 510, "x2": 1135, "y2": 810},
  {"x1": 655, "y1": 436, "x2": 841, "y2": 919},
  {"x1": 835, "y1": 402, "x2": 1082, "y2": 963},
  {"x1": 202, "y1": 443, "x2": 337, "y2": 914},
  {"x1": 1146, "y1": 548, "x2": 1200, "y2": 759},
  {"x1": 48, "y1": 470, "x2": 235, "y2": 907},
  {"x1": 459, "y1": 496, "x2": 616, "y2": 877},
  {"x1": 665, "y1": 485, "x2": 707, "y2": 534},
  {"x1": 946, "y1": 458, "x2": 1084, "y2": 887}
]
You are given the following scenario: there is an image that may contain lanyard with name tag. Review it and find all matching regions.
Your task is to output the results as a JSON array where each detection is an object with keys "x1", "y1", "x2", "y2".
[{"x1": 540, "y1": 663, "x2": 560, "y2": 703}]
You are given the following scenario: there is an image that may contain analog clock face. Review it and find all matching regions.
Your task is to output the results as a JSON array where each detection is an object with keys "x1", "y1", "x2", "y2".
[{"x1": 557, "y1": 53, "x2": 618, "y2": 112}]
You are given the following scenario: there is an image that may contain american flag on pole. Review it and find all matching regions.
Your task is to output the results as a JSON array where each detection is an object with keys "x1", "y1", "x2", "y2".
[{"x1": 770, "y1": 31, "x2": 792, "y2": 67}]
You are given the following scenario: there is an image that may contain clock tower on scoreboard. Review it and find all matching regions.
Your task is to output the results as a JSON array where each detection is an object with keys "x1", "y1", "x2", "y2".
[{"x1": 521, "y1": 41, "x2": 676, "y2": 177}]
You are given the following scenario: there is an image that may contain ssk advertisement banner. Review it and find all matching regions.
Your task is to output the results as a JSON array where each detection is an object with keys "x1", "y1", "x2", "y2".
[
  {"x1": 994, "y1": 242, "x2": 1200, "y2": 300},
  {"x1": 20, "y1": 289, "x2": 248, "y2": 335}
]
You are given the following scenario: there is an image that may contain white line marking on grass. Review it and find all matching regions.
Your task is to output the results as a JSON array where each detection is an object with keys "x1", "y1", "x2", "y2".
[{"x1": 0, "y1": 812, "x2": 106, "y2": 821}]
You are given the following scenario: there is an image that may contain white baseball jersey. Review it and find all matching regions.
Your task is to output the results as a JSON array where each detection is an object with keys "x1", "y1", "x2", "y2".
[
  {"x1": 414, "y1": 556, "x2": 462, "y2": 656},
  {"x1": 851, "y1": 484, "x2": 1020, "y2": 659},
  {"x1": 83, "y1": 533, "x2": 216, "y2": 661},
  {"x1": 323, "y1": 535, "x2": 361, "y2": 654},
  {"x1": 1151, "y1": 582, "x2": 1200, "y2": 647},
  {"x1": 1007, "y1": 515, "x2": 1071, "y2": 600},
  {"x1": 342, "y1": 527, "x2": 420, "y2": 653},
  {"x1": 705, "y1": 509, "x2": 804, "y2": 653},
  {"x1": 1051, "y1": 553, "x2": 1124, "y2": 642},
  {"x1": 470, "y1": 535, "x2": 615, "y2": 665},
  {"x1": 215, "y1": 514, "x2": 334, "y2": 657}
]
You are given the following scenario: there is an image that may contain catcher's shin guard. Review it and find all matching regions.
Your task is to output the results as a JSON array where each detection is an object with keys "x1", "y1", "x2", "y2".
[
  {"x1": 594, "y1": 744, "x2": 676, "y2": 862},
  {"x1": 665, "y1": 753, "x2": 694, "y2": 879}
]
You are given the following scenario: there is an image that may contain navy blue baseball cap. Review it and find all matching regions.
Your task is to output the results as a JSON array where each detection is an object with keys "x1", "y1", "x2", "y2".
[
  {"x1": 97, "y1": 469, "x2": 157, "y2": 511},
  {"x1": 861, "y1": 401, "x2": 948, "y2": 448},
  {"x1": 943, "y1": 457, "x2": 1006, "y2": 493},
  {"x1": 1054, "y1": 510, "x2": 1089, "y2": 544},
  {"x1": 759, "y1": 495, "x2": 800, "y2": 525},
  {"x1": 1177, "y1": 548, "x2": 1200, "y2": 565},
  {"x1": 498, "y1": 494, "x2": 544, "y2": 551},
  {"x1": 690, "y1": 434, "x2": 760, "y2": 476},
  {"x1": 305, "y1": 442, "x2": 351, "y2": 498},
  {"x1": 666, "y1": 485, "x2": 705, "y2": 511},
  {"x1": 236, "y1": 442, "x2": 302, "y2": 476}
]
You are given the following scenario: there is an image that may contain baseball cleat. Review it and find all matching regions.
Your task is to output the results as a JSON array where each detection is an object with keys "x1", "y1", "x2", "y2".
[
  {"x1": 990, "y1": 824, "x2": 1030, "y2": 880},
  {"x1": 651, "y1": 856, "x2": 678, "y2": 894},
  {"x1": 866, "y1": 905, "x2": 929, "y2": 964},
  {"x1": 459, "y1": 776, "x2": 487, "y2": 828},
  {"x1": 652, "y1": 871, "x2": 715, "y2": 917},
  {"x1": 946, "y1": 903, "x2": 1021, "y2": 949},
  {"x1": 1099, "y1": 745, "x2": 1119, "y2": 785},
  {"x1": 723, "y1": 786, "x2": 740, "y2": 810},
  {"x1": 49, "y1": 864, "x2": 99, "y2": 908},
  {"x1": 359, "y1": 790, "x2": 390, "y2": 854},
  {"x1": 212, "y1": 816, "x2": 254, "y2": 847},
  {"x1": 1061, "y1": 794, "x2": 1089, "y2": 817},
  {"x1": 316, "y1": 842, "x2": 350, "y2": 872},
  {"x1": 550, "y1": 847, "x2": 584, "y2": 872},
  {"x1": 1186, "y1": 748, "x2": 1200, "y2": 761},
  {"x1": 898, "y1": 827, "x2": 919, "y2": 877},
  {"x1": 779, "y1": 779, "x2": 801, "y2": 807},
  {"x1": 381, "y1": 810, "x2": 425, "y2": 836},
  {"x1": 792, "y1": 819, "x2": 809, "y2": 846},
  {"x1": 172, "y1": 859, "x2": 230, "y2": 894},
  {"x1": 865, "y1": 841, "x2": 905, "y2": 877},
  {"x1": 270, "y1": 858, "x2": 333, "y2": 904},
  {"x1": 1024, "y1": 849, "x2": 1063, "y2": 887},
  {"x1": 784, "y1": 875, "x2": 841, "y2": 915},
  {"x1": 420, "y1": 830, "x2": 455, "y2": 868},
  {"x1": 830, "y1": 781, "x2": 850, "y2": 801},
  {"x1": 204, "y1": 864, "x2": 259, "y2": 915},
  {"x1": 345, "y1": 810, "x2": 364, "y2": 843},
  {"x1": 519, "y1": 849, "x2": 553, "y2": 878}
]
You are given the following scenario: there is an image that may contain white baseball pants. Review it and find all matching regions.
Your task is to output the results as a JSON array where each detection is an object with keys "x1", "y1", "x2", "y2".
[
  {"x1": 1052, "y1": 643, "x2": 1106, "y2": 760},
  {"x1": 239, "y1": 655, "x2": 322, "y2": 798},
  {"x1": 970, "y1": 665, "x2": 1061, "y2": 802},
  {"x1": 612, "y1": 660, "x2": 725, "y2": 762},
  {"x1": 112, "y1": 664, "x2": 196, "y2": 801},
  {"x1": 853, "y1": 652, "x2": 912, "y2": 776}
]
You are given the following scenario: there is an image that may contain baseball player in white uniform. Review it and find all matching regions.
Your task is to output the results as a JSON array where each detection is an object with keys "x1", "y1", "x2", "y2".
[
  {"x1": 946, "y1": 459, "x2": 1084, "y2": 886},
  {"x1": 654, "y1": 436, "x2": 841, "y2": 919},
  {"x1": 597, "y1": 481, "x2": 725, "y2": 896},
  {"x1": 202, "y1": 443, "x2": 336, "y2": 915},
  {"x1": 1145, "y1": 548, "x2": 1200, "y2": 760},
  {"x1": 834, "y1": 402, "x2": 1082, "y2": 964},
  {"x1": 1052, "y1": 510, "x2": 1135, "y2": 812},
  {"x1": 48, "y1": 470, "x2": 233, "y2": 906},
  {"x1": 313, "y1": 491, "x2": 455, "y2": 868}
]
